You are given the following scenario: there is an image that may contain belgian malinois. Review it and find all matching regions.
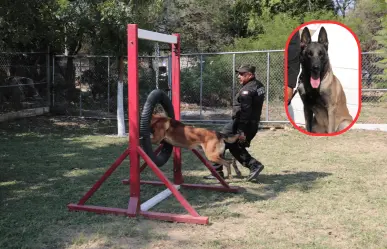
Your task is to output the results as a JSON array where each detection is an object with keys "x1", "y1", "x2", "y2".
[
  {"x1": 150, "y1": 114, "x2": 243, "y2": 179},
  {"x1": 297, "y1": 26, "x2": 353, "y2": 133}
]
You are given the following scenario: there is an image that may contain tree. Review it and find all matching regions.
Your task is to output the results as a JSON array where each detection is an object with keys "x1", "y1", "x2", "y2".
[
  {"x1": 343, "y1": 0, "x2": 387, "y2": 90},
  {"x1": 90, "y1": 0, "x2": 164, "y2": 136},
  {"x1": 226, "y1": 0, "x2": 263, "y2": 38},
  {"x1": 0, "y1": 0, "x2": 59, "y2": 52},
  {"x1": 266, "y1": 0, "x2": 336, "y2": 18},
  {"x1": 335, "y1": 0, "x2": 355, "y2": 17},
  {"x1": 227, "y1": 8, "x2": 340, "y2": 52},
  {"x1": 158, "y1": 0, "x2": 236, "y2": 52},
  {"x1": 344, "y1": 0, "x2": 387, "y2": 51},
  {"x1": 229, "y1": 12, "x2": 300, "y2": 50},
  {"x1": 373, "y1": 16, "x2": 387, "y2": 85}
]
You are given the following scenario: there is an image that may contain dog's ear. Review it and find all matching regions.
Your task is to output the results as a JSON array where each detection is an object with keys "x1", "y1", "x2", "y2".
[
  {"x1": 318, "y1": 27, "x2": 329, "y2": 51},
  {"x1": 300, "y1": 27, "x2": 311, "y2": 51}
]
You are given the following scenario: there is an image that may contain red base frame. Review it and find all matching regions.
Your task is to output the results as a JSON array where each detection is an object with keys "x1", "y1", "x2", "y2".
[{"x1": 67, "y1": 147, "x2": 243, "y2": 225}]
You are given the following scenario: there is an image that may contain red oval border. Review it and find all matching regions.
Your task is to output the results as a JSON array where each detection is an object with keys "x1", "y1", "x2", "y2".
[{"x1": 284, "y1": 20, "x2": 363, "y2": 137}]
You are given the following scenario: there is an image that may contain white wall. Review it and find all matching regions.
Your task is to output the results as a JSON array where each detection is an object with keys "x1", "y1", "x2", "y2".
[{"x1": 288, "y1": 23, "x2": 360, "y2": 127}]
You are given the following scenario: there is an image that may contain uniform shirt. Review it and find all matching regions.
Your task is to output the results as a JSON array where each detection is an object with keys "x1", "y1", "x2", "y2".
[{"x1": 232, "y1": 78, "x2": 265, "y2": 131}]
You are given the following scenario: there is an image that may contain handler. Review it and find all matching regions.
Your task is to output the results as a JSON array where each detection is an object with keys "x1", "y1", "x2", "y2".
[{"x1": 204, "y1": 64, "x2": 265, "y2": 182}]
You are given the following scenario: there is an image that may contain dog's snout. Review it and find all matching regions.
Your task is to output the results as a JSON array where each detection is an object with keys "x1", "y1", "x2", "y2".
[{"x1": 312, "y1": 64, "x2": 319, "y2": 71}]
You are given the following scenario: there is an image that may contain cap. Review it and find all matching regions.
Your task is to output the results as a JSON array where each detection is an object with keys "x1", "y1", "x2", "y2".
[{"x1": 235, "y1": 64, "x2": 256, "y2": 74}]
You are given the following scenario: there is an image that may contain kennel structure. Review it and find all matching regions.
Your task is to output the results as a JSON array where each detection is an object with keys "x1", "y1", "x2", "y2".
[{"x1": 67, "y1": 24, "x2": 242, "y2": 225}]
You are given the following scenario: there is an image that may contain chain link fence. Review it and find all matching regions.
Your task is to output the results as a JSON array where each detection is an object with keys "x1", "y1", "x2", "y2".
[
  {"x1": 179, "y1": 51, "x2": 285, "y2": 123},
  {"x1": 360, "y1": 52, "x2": 387, "y2": 124},
  {"x1": 1, "y1": 51, "x2": 386, "y2": 124},
  {"x1": 0, "y1": 52, "x2": 50, "y2": 115},
  {"x1": 51, "y1": 55, "x2": 171, "y2": 119}
]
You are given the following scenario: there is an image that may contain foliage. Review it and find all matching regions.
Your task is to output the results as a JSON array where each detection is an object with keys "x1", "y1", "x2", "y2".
[
  {"x1": 0, "y1": 0, "x2": 385, "y2": 57},
  {"x1": 230, "y1": 12, "x2": 300, "y2": 51},
  {"x1": 0, "y1": 0, "x2": 58, "y2": 51},
  {"x1": 2, "y1": 0, "x2": 387, "y2": 106},
  {"x1": 180, "y1": 54, "x2": 234, "y2": 107},
  {"x1": 225, "y1": 0, "x2": 263, "y2": 38},
  {"x1": 91, "y1": 0, "x2": 163, "y2": 56},
  {"x1": 179, "y1": 50, "x2": 285, "y2": 106},
  {"x1": 343, "y1": 0, "x2": 387, "y2": 89},
  {"x1": 343, "y1": 0, "x2": 387, "y2": 51},
  {"x1": 372, "y1": 15, "x2": 387, "y2": 87},
  {"x1": 334, "y1": 0, "x2": 355, "y2": 17},
  {"x1": 158, "y1": 0, "x2": 236, "y2": 53},
  {"x1": 228, "y1": 7, "x2": 341, "y2": 51},
  {"x1": 267, "y1": 0, "x2": 335, "y2": 17}
]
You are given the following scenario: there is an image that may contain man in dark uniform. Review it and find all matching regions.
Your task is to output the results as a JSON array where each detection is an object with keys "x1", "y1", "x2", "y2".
[
  {"x1": 204, "y1": 64, "x2": 265, "y2": 182},
  {"x1": 287, "y1": 31, "x2": 301, "y2": 105}
]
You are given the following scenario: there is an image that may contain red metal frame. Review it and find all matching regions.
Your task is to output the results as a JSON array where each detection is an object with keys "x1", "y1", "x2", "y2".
[{"x1": 67, "y1": 24, "x2": 242, "y2": 225}]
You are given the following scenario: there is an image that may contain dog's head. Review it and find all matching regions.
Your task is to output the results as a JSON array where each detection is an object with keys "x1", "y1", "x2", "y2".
[
  {"x1": 150, "y1": 114, "x2": 170, "y2": 135},
  {"x1": 300, "y1": 26, "x2": 330, "y2": 89}
]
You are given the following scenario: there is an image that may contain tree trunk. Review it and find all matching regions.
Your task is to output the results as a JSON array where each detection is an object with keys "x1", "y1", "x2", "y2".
[{"x1": 117, "y1": 55, "x2": 126, "y2": 137}]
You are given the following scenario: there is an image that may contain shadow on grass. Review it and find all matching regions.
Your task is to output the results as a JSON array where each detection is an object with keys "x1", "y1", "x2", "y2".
[
  {"x1": 258, "y1": 171, "x2": 332, "y2": 193},
  {"x1": 147, "y1": 170, "x2": 332, "y2": 213}
]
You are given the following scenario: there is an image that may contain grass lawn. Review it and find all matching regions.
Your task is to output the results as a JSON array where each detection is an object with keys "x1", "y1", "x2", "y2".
[
  {"x1": 357, "y1": 102, "x2": 387, "y2": 124},
  {"x1": 1, "y1": 116, "x2": 387, "y2": 249}
]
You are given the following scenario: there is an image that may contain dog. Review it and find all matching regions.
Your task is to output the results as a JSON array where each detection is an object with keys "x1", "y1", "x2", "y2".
[
  {"x1": 231, "y1": 157, "x2": 242, "y2": 178},
  {"x1": 150, "y1": 114, "x2": 243, "y2": 179},
  {"x1": 297, "y1": 26, "x2": 353, "y2": 133}
]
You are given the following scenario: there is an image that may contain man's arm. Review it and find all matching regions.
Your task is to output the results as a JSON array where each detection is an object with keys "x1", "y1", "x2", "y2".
[
  {"x1": 236, "y1": 91, "x2": 253, "y2": 131},
  {"x1": 287, "y1": 32, "x2": 301, "y2": 105}
]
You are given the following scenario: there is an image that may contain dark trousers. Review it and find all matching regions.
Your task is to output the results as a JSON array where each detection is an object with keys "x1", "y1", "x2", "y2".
[
  {"x1": 214, "y1": 121, "x2": 262, "y2": 171},
  {"x1": 288, "y1": 32, "x2": 301, "y2": 89}
]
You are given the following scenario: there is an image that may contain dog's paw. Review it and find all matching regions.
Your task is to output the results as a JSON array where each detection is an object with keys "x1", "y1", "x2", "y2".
[{"x1": 235, "y1": 173, "x2": 243, "y2": 179}]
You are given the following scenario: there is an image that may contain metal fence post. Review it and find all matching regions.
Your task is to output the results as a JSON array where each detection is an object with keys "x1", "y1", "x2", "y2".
[
  {"x1": 232, "y1": 53, "x2": 236, "y2": 105},
  {"x1": 266, "y1": 52, "x2": 270, "y2": 122},
  {"x1": 199, "y1": 55, "x2": 203, "y2": 119},
  {"x1": 46, "y1": 47, "x2": 51, "y2": 107},
  {"x1": 168, "y1": 55, "x2": 172, "y2": 99},
  {"x1": 7, "y1": 50, "x2": 387, "y2": 125},
  {"x1": 107, "y1": 56, "x2": 110, "y2": 114},
  {"x1": 79, "y1": 59, "x2": 82, "y2": 117},
  {"x1": 52, "y1": 56, "x2": 55, "y2": 106}
]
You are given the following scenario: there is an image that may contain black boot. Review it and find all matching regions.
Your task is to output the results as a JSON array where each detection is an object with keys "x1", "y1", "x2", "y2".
[
  {"x1": 203, "y1": 171, "x2": 225, "y2": 180},
  {"x1": 246, "y1": 163, "x2": 264, "y2": 182}
]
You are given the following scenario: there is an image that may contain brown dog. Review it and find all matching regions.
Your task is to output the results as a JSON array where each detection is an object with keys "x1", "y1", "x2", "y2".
[
  {"x1": 231, "y1": 157, "x2": 242, "y2": 178},
  {"x1": 150, "y1": 114, "x2": 242, "y2": 179},
  {"x1": 298, "y1": 26, "x2": 353, "y2": 133}
]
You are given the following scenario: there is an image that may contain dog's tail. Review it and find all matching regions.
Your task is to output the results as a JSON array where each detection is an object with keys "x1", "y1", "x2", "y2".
[{"x1": 218, "y1": 132, "x2": 242, "y2": 144}]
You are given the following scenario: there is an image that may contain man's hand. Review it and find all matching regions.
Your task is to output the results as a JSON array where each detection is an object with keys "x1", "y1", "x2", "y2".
[
  {"x1": 238, "y1": 132, "x2": 250, "y2": 147},
  {"x1": 238, "y1": 132, "x2": 246, "y2": 142},
  {"x1": 287, "y1": 87, "x2": 294, "y2": 106}
]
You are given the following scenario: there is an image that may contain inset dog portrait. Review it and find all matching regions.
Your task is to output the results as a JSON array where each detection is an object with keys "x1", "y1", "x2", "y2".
[{"x1": 285, "y1": 22, "x2": 361, "y2": 135}]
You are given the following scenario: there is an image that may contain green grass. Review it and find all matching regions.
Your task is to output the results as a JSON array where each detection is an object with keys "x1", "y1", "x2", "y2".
[{"x1": 0, "y1": 116, "x2": 387, "y2": 249}]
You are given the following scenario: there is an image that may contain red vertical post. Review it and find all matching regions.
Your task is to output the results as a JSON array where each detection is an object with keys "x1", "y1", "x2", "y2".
[
  {"x1": 127, "y1": 24, "x2": 140, "y2": 216},
  {"x1": 172, "y1": 34, "x2": 183, "y2": 185}
]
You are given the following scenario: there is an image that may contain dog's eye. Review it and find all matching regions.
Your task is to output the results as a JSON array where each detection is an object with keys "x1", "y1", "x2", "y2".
[
  {"x1": 308, "y1": 51, "x2": 313, "y2": 57},
  {"x1": 319, "y1": 51, "x2": 324, "y2": 57}
]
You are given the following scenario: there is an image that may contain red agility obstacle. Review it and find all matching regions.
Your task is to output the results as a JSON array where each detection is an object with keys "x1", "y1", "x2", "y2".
[{"x1": 67, "y1": 24, "x2": 242, "y2": 225}]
